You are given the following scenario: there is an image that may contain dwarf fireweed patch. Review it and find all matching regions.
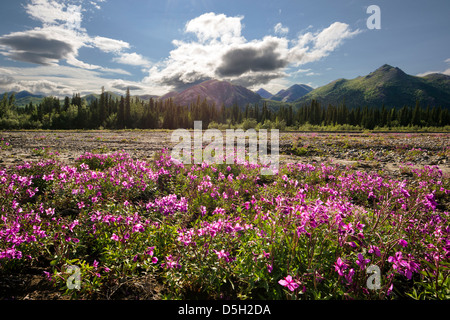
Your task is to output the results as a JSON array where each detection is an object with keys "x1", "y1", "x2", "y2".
[{"x1": 0, "y1": 144, "x2": 448, "y2": 300}]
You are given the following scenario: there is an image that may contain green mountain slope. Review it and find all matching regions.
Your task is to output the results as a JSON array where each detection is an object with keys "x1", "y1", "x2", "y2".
[
  {"x1": 294, "y1": 64, "x2": 450, "y2": 109},
  {"x1": 1, "y1": 91, "x2": 45, "y2": 107}
]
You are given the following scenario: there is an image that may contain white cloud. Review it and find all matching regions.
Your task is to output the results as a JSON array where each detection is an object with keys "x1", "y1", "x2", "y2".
[
  {"x1": 2, "y1": 0, "x2": 134, "y2": 67},
  {"x1": 0, "y1": 0, "x2": 155, "y2": 96},
  {"x1": 90, "y1": 1, "x2": 101, "y2": 10},
  {"x1": 416, "y1": 59, "x2": 450, "y2": 77},
  {"x1": 66, "y1": 55, "x2": 102, "y2": 70},
  {"x1": 113, "y1": 52, "x2": 151, "y2": 67},
  {"x1": 0, "y1": 76, "x2": 78, "y2": 97},
  {"x1": 144, "y1": 13, "x2": 360, "y2": 92},
  {"x1": 274, "y1": 23, "x2": 289, "y2": 36},
  {"x1": 2, "y1": 0, "x2": 132, "y2": 70},
  {"x1": 108, "y1": 79, "x2": 143, "y2": 91},
  {"x1": 0, "y1": 0, "x2": 141, "y2": 85},
  {"x1": 0, "y1": 26, "x2": 88, "y2": 66},
  {"x1": 291, "y1": 68, "x2": 311, "y2": 75},
  {"x1": 0, "y1": 67, "x2": 14, "y2": 75},
  {"x1": 144, "y1": 13, "x2": 289, "y2": 90},
  {"x1": 143, "y1": 32, "x2": 230, "y2": 90},
  {"x1": 416, "y1": 69, "x2": 450, "y2": 77},
  {"x1": 24, "y1": 0, "x2": 84, "y2": 31},
  {"x1": 288, "y1": 22, "x2": 361, "y2": 66},
  {"x1": 0, "y1": 8, "x2": 361, "y2": 96},
  {"x1": 184, "y1": 12, "x2": 244, "y2": 44},
  {"x1": 0, "y1": 64, "x2": 136, "y2": 96},
  {"x1": 91, "y1": 36, "x2": 130, "y2": 53}
]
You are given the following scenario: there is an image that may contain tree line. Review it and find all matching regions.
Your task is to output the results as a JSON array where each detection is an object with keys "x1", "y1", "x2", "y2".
[{"x1": 0, "y1": 88, "x2": 449, "y2": 130}]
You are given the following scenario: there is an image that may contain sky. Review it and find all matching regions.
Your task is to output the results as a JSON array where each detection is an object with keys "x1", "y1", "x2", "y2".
[{"x1": 0, "y1": 0, "x2": 449, "y2": 97}]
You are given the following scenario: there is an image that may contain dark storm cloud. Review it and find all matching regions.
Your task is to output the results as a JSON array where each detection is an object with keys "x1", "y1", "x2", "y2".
[
  {"x1": 229, "y1": 72, "x2": 285, "y2": 88},
  {"x1": 0, "y1": 34, "x2": 74, "y2": 65},
  {"x1": 216, "y1": 42, "x2": 288, "y2": 77},
  {"x1": 110, "y1": 82, "x2": 143, "y2": 91},
  {"x1": 159, "y1": 72, "x2": 211, "y2": 92},
  {"x1": 0, "y1": 75, "x2": 15, "y2": 86}
]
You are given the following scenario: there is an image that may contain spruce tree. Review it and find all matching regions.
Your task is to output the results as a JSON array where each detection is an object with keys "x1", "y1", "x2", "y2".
[
  {"x1": 99, "y1": 86, "x2": 106, "y2": 126},
  {"x1": 125, "y1": 87, "x2": 131, "y2": 128},
  {"x1": 118, "y1": 96, "x2": 125, "y2": 129}
]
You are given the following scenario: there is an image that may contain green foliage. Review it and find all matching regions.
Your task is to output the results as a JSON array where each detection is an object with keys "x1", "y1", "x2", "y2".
[
  {"x1": 1, "y1": 85, "x2": 449, "y2": 130},
  {"x1": 294, "y1": 64, "x2": 450, "y2": 110},
  {"x1": 1, "y1": 145, "x2": 449, "y2": 300}
]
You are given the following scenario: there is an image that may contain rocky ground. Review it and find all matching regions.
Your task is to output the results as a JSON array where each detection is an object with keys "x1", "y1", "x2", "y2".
[
  {"x1": 0, "y1": 130, "x2": 171, "y2": 168},
  {"x1": 281, "y1": 131, "x2": 449, "y2": 178},
  {"x1": 0, "y1": 130, "x2": 448, "y2": 177}
]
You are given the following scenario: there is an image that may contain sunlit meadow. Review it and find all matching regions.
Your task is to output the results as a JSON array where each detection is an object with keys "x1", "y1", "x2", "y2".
[{"x1": 0, "y1": 133, "x2": 449, "y2": 300}]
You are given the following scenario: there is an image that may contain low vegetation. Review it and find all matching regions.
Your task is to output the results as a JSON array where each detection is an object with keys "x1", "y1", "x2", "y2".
[{"x1": 0, "y1": 134, "x2": 448, "y2": 300}]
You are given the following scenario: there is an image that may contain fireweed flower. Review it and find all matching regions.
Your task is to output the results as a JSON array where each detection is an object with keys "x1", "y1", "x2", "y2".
[
  {"x1": 278, "y1": 275, "x2": 299, "y2": 292},
  {"x1": 132, "y1": 223, "x2": 145, "y2": 233},
  {"x1": 145, "y1": 246, "x2": 158, "y2": 263},
  {"x1": 111, "y1": 233, "x2": 119, "y2": 241},
  {"x1": 388, "y1": 251, "x2": 420, "y2": 279},
  {"x1": 398, "y1": 239, "x2": 408, "y2": 247},
  {"x1": 334, "y1": 257, "x2": 348, "y2": 276},
  {"x1": 345, "y1": 268, "x2": 355, "y2": 284},
  {"x1": 347, "y1": 241, "x2": 357, "y2": 248},
  {"x1": 212, "y1": 207, "x2": 226, "y2": 215},
  {"x1": 213, "y1": 249, "x2": 229, "y2": 260},
  {"x1": 2, "y1": 147, "x2": 448, "y2": 299},
  {"x1": 368, "y1": 245, "x2": 381, "y2": 257},
  {"x1": 356, "y1": 253, "x2": 371, "y2": 270},
  {"x1": 68, "y1": 220, "x2": 79, "y2": 232},
  {"x1": 163, "y1": 255, "x2": 180, "y2": 269}
]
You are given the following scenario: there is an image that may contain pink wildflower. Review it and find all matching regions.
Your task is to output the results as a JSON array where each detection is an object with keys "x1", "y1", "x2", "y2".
[{"x1": 278, "y1": 275, "x2": 299, "y2": 292}]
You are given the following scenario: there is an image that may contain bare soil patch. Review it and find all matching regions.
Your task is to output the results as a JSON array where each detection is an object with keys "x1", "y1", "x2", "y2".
[{"x1": 1, "y1": 131, "x2": 448, "y2": 177}]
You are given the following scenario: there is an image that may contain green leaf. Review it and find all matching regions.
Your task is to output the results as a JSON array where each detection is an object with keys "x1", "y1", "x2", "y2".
[
  {"x1": 421, "y1": 259, "x2": 436, "y2": 270},
  {"x1": 67, "y1": 258, "x2": 79, "y2": 264}
]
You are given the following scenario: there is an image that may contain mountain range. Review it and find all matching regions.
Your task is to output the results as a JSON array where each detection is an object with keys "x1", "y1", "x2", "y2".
[
  {"x1": 157, "y1": 65, "x2": 450, "y2": 109},
  {"x1": 255, "y1": 88, "x2": 273, "y2": 99},
  {"x1": 293, "y1": 64, "x2": 450, "y2": 109},
  {"x1": 269, "y1": 84, "x2": 313, "y2": 102},
  {"x1": 4, "y1": 64, "x2": 450, "y2": 109},
  {"x1": 160, "y1": 79, "x2": 262, "y2": 107},
  {"x1": 2, "y1": 91, "x2": 45, "y2": 107}
]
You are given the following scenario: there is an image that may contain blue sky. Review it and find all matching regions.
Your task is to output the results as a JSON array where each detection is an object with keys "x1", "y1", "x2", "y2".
[{"x1": 0, "y1": 0, "x2": 449, "y2": 97}]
